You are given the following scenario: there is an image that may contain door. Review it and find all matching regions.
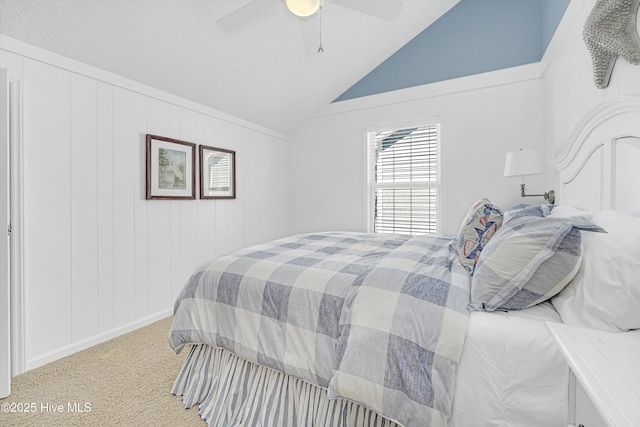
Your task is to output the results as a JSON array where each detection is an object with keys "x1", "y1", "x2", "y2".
[{"x1": 0, "y1": 68, "x2": 11, "y2": 398}]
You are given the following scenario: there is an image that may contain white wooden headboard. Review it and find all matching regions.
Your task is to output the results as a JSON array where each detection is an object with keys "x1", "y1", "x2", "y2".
[{"x1": 551, "y1": 96, "x2": 640, "y2": 214}]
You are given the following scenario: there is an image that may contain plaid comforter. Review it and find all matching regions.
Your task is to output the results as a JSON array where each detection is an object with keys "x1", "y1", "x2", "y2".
[{"x1": 170, "y1": 232, "x2": 471, "y2": 427}]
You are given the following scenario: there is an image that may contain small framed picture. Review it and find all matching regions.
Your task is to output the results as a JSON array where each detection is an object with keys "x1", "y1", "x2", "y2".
[
  {"x1": 146, "y1": 134, "x2": 196, "y2": 200},
  {"x1": 200, "y1": 145, "x2": 236, "y2": 199}
]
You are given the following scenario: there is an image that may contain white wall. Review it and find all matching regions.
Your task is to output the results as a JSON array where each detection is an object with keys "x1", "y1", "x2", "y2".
[
  {"x1": 0, "y1": 36, "x2": 291, "y2": 372},
  {"x1": 542, "y1": 0, "x2": 640, "y2": 185},
  {"x1": 290, "y1": 0, "x2": 640, "y2": 236},
  {"x1": 4, "y1": 0, "x2": 631, "y2": 374},
  {"x1": 290, "y1": 65, "x2": 545, "y2": 236}
]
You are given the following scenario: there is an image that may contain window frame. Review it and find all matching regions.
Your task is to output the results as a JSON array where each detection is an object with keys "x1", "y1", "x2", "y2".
[{"x1": 365, "y1": 119, "x2": 441, "y2": 235}]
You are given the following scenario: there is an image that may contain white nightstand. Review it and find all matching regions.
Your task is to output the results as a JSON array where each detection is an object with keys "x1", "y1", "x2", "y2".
[{"x1": 546, "y1": 322, "x2": 640, "y2": 427}]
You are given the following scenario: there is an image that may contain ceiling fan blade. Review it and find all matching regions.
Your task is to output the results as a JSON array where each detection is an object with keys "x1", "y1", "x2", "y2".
[
  {"x1": 332, "y1": 0, "x2": 403, "y2": 21},
  {"x1": 216, "y1": 0, "x2": 279, "y2": 32}
]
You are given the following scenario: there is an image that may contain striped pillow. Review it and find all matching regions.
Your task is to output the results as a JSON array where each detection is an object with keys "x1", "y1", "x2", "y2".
[
  {"x1": 469, "y1": 216, "x2": 604, "y2": 311},
  {"x1": 503, "y1": 203, "x2": 552, "y2": 223}
]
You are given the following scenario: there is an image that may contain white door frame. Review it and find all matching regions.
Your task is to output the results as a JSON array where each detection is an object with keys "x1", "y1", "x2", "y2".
[
  {"x1": 0, "y1": 68, "x2": 10, "y2": 398},
  {"x1": 0, "y1": 70, "x2": 25, "y2": 398},
  {"x1": 9, "y1": 79, "x2": 24, "y2": 377}
]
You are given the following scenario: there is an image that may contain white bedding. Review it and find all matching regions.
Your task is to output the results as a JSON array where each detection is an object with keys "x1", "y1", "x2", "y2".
[
  {"x1": 451, "y1": 302, "x2": 567, "y2": 427},
  {"x1": 172, "y1": 299, "x2": 569, "y2": 427}
]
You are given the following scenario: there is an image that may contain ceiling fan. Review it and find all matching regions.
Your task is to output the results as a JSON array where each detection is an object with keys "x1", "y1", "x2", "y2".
[{"x1": 217, "y1": 0, "x2": 404, "y2": 53}]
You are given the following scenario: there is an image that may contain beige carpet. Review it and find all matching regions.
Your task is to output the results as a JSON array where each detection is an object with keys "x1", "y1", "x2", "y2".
[{"x1": 0, "y1": 317, "x2": 205, "y2": 426}]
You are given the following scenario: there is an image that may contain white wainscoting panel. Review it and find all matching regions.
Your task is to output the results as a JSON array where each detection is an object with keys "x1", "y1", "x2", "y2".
[
  {"x1": 112, "y1": 86, "x2": 137, "y2": 329},
  {"x1": 0, "y1": 39, "x2": 291, "y2": 372},
  {"x1": 146, "y1": 97, "x2": 173, "y2": 317},
  {"x1": 22, "y1": 58, "x2": 73, "y2": 362},
  {"x1": 96, "y1": 81, "x2": 115, "y2": 335},
  {"x1": 70, "y1": 72, "x2": 99, "y2": 343}
]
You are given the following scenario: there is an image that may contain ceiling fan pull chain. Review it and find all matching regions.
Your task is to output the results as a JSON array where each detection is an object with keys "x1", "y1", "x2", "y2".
[{"x1": 317, "y1": 3, "x2": 324, "y2": 53}]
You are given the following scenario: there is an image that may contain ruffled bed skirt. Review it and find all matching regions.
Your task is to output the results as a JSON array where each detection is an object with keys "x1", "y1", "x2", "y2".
[{"x1": 172, "y1": 344, "x2": 399, "y2": 427}]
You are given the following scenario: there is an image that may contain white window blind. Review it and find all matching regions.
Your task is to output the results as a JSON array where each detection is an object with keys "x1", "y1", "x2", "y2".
[{"x1": 368, "y1": 124, "x2": 439, "y2": 235}]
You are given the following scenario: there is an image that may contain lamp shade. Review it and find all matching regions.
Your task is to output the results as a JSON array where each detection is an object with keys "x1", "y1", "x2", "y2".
[
  {"x1": 285, "y1": 0, "x2": 321, "y2": 17},
  {"x1": 504, "y1": 149, "x2": 542, "y2": 177}
]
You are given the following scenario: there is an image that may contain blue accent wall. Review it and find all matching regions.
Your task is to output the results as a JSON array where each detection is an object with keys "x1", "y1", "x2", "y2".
[
  {"x1": 542, "y1": 0, "x2": 571, "y2": 48},
  {"x1": 334, "y1": 0, "x2": 570, "y2": 102}
]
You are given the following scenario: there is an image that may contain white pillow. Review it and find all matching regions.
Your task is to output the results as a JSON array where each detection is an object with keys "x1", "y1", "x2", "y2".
[
  {"x1": 547, "y1": 205, "x2": 592, "y2": 221},
  {"x1": 552, "y1": 210, "x2": 640, "y2": 331}
]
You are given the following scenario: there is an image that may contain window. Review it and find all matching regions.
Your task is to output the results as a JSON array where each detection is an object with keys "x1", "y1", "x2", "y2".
[{"x1": 367, "y1": 123, "x2": 440, "y2": 236}]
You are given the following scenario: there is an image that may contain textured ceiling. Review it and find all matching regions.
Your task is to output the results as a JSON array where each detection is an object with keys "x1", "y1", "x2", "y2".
[{"x1": 0, "y1": 0, "x2": 459, "y2": 135}]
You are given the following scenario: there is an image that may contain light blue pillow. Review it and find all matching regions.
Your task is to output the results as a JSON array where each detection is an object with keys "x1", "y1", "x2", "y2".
[
  {"x1": 470, "y1": 216, "x2": 604, "y2": 311},
  {"x1": 503, "y1": 203, "x2": 554, "y2": 223}
]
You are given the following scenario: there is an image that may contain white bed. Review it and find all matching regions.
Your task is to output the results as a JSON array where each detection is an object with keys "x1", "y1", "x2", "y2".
[
  {"x1": 454, "y1": 96, "x2": 640, "y2": 426},
  {"x1": 170, "y1": 95, "x2": 640, "y2": 427},
  {"x1": 450, "y1": 302, "x2": 567, "y2": 426}
]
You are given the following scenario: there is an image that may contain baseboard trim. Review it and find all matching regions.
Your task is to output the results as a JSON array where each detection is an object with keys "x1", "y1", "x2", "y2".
[{"x1": 23, "y1": 309, "x2": 173, "y2": 373}]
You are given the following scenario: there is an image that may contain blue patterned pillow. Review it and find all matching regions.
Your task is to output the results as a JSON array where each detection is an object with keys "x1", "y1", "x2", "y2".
[
  {"x1": 456, "y1": 199, "x2": 503, "y2": 274},
  {"x1": 470, "y1": 216, "x2": 604, "y2": 311}
]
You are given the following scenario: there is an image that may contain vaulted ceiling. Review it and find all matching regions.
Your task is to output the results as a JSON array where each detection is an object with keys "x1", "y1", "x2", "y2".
[{"x1": 0, "y1": 0, "x2": 460, "y2": 135}]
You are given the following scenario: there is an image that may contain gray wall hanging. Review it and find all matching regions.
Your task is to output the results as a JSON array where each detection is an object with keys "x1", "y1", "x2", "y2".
[{"x1": 583, "y1": 0, "x2": 640, "y2": 89}]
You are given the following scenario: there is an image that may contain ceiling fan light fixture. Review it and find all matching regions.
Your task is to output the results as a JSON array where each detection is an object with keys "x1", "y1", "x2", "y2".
[{"x1": 285, "y1": 0, "x2": 321, "y2": 17}]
